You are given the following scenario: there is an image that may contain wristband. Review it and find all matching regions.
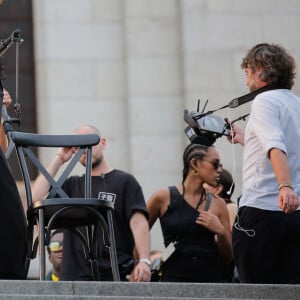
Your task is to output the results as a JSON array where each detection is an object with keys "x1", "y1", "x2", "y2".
[
  {"x1": 278, "y1": 182, "x2": 294, "y2": 191},
  {"x1": 139, "y1": 258, "x2": 151, "y2": 267}
]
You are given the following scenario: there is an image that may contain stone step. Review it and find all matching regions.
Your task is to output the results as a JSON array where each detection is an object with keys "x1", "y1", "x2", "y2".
[
  {"x1": 0, "y1": 281, "x2": 299, "y2": 299},
  {"x1": 0, "y1": 296, "x2": 243, "y2": 300},
  {"x1": 0, "y1": 297, "x2": 249, "y2": 300}
]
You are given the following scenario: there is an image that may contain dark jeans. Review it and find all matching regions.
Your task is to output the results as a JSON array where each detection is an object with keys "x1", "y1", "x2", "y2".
[{"x1": 233, "y1": 206, "x2": 300, "y2": 284}]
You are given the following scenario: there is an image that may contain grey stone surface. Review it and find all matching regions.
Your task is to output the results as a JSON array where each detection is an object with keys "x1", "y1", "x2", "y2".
[{"x1": 0, "y1": 281, "x2": 299, "y2": 299}]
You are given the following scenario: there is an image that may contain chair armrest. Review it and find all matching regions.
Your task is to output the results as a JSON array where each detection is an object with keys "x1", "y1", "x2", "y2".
[{"x1": 11, "y1": 132, "x2": 100, "y2": 147}]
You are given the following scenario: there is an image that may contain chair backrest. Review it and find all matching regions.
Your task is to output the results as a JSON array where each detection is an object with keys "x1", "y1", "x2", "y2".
[
  {"x1": 10, "y1": 131, "x2": 100, "y2": 207},
  {"x1": 8, "y1": 131, "x2": 119, "y2": 281}
]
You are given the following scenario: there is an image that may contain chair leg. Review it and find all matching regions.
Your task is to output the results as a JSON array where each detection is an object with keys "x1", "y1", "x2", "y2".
[
  {"x1": 90, "y1": 258, "x2": 100, "y2": 281},
  {"x1": 107, "y1": 210, "x2": 120, "y2": 281},
  {"x1": 24, "y1": 222, "x2": 35, "y2": 278},
  {"x1": 38, "y1": 209, "x2": 46, "y2": 280},
  {"x1": 86, "y1": 226, "x2": 101, "y2": 281}
]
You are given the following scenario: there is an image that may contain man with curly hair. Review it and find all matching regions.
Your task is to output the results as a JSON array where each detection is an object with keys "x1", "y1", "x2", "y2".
[{"x1": 228, "y1": 43, "x2": 300, "y2": 283}]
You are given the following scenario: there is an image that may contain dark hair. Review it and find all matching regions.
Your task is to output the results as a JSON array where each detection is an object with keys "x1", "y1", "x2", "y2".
[
  {"x1": 182, "y1": 143, "x2": 212, "y2": 182},
  {"x1": 241, "y1": 43, "x2": 296, "y2": 89},
  {"x1": 218, "y1": 168, "x2": 235, "y2": 203}
]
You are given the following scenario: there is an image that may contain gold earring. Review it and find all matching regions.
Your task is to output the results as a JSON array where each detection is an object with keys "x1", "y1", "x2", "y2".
[{"x1": 192, "y1": 169, "x2": 199, "y2": 176}]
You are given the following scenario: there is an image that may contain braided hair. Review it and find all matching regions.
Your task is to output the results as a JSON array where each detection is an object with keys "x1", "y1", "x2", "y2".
[{"x1": 182, "y1": 143, "x2": 212, "y2": 183}]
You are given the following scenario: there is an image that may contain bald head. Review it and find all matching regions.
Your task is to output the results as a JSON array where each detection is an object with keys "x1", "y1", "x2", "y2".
[{"x1": 73, "y1": 125, "x2": 101, "y2": 136}]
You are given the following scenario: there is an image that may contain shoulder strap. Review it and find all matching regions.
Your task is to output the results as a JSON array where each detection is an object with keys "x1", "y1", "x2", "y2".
[
  {"x1": 204, "y1": 192, "x2": 212, "y2": 211},
  {"x1": 168, "y1": 186, "x2": 177, "y2": 193},
  {"x1": 168, "y1": 186, "x2": 180, "y2": 208},
  {"x1": 228, "y1": 85, "x2": 283, "y2": 108}
]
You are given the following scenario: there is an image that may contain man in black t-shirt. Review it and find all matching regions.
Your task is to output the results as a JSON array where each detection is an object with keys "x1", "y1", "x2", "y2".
[{"x1": 32, "y1": 125, "x2": 151, "y2": 281}]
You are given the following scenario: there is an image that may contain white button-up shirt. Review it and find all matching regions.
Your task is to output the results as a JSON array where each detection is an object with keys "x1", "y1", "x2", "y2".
[{"x1": 240, "y1": 89, "x2": 300, "y2": 211}]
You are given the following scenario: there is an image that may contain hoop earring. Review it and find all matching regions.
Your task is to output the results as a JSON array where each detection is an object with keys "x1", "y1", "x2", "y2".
[{"x1": 192, "y1": 169, "x2": 199, "y2": 176}]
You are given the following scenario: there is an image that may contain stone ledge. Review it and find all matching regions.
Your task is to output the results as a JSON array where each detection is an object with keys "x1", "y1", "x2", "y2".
[{"x1": 0, "y1": 281, "x2": 299, "y2": 300}]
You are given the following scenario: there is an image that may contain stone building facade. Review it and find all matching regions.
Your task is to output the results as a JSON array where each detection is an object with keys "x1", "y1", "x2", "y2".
[{"x1": 32, "y1": 0, "x2": 300, "y2": 252}]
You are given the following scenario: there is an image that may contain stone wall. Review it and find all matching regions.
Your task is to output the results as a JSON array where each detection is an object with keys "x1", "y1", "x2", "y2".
[{"x1": 32, "y1": 0, "x2": 300, "y2": 251}]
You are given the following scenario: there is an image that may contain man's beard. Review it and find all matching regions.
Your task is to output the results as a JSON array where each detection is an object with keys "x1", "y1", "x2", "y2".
[
  {"x1": 92, "y1": 157, "x2": 102, "y2": 169},
  {"x1": 80, "y1": 155, "x2": 102, "y2": 169}
]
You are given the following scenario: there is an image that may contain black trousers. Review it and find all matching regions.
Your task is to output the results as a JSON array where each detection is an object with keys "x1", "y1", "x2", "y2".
[
  {"x1": 160, "y1": 254, "x2": 231, "y2": 283},
  {"x1": 233, "y1": 206, "x2": 300, "y2": 284},
  {"x1": 0, "y1": 148, "x2": 27, "y2": 279}
]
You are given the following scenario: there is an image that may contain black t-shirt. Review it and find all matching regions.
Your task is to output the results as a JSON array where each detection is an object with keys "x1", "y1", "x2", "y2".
[{"x1": 60, "y1": 169, "x2": 148, "y2": 281}]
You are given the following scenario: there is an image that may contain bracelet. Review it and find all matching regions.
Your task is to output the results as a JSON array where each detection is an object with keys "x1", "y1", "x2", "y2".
[
  {"x1": 278, "y1": 182, "x2": 294, "y2": 191},
  {"x1": 139, "y1": 258, "x2": 151, "y2": 267}
]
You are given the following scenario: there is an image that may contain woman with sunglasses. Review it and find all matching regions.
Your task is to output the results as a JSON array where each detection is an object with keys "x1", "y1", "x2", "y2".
[{"x1": 147, "y1": 143, "x2": 233, "y2": 282}]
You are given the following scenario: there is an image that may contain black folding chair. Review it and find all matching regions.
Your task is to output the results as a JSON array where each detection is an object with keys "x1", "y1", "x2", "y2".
[{"x1": 9, "y1": 131, "x2": 120, "y2": 281}]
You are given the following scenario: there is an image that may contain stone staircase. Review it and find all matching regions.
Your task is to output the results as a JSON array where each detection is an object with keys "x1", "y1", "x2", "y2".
[{"x1": 0, "y1": 281, "x2": 299, "y2": 300}]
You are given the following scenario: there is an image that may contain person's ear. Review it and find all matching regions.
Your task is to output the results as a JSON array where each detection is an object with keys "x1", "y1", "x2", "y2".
[
  {"x1": 100, "y1": 137, "x2": 107, "y2": 149},
  {"x1": 256, "y1": 67, "x2": 264, "y2": 81},
  {"x1": 190, "y1": 159, "x2": 198, "y2": 171}
]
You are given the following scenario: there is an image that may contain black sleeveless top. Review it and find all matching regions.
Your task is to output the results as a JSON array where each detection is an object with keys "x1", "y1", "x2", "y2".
[{"x1": 160, "y1": 186, "x2": 219, "y2": 258}]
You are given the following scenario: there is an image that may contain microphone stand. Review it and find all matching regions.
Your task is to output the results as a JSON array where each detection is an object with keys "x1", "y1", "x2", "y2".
[
  {"x1": 0, "y1": 29, "x2": 23, "y2": 58},
  {"x1": 0, "y1": 29, "x2": 23, "y2": 158}
]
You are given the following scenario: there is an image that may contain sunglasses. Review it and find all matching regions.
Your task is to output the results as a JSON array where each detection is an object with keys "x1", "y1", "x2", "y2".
[
  {"x1": 48, "y1": 241, "x2": 63, "y2": 252},
  {"x1": 202, "y1": 159, "x2": 223, "y2": 170}
]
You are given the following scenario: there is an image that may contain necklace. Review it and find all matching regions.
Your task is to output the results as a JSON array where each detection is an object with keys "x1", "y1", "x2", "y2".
[{"x1": 182, "y1": 184, "x2": 206, "y2": 210}]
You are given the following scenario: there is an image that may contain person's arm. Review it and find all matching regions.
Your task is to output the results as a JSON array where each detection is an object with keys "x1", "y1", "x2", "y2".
[
  {"x1": 129, "y1": 211, "x2": 151, "y2": 282},
  {"x1": 31, "y1": 147, "x2": 74, "y2": 202},
  {"x1": 147, "y1": 190, "x2": 167, "y2": 229},
  {"x1": 0, "y1": 89, "x2": 12, "y2": 151},
  {"x1": 0, "y1": 124, "x2": 7, "y2": 151},
  {"x1": 196, "y1": 197, "x2": 233, "y2": 264},
  {"x1": 269, "y1": 148, "x2": 300, "y2": 213}
]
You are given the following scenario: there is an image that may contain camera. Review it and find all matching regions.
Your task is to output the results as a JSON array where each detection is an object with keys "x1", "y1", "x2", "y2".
[
  {"x1": 183, "y1": 86, "x2": 271, "y2": 146},
  {"x1": 184, "y1": 109, "x2": 230, "y2": 146}
]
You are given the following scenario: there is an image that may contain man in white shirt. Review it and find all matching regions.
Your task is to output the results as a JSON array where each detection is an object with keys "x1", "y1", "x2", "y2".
[{"x1": 228, "y1": 43, "x2": 300, "y2": 283}]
